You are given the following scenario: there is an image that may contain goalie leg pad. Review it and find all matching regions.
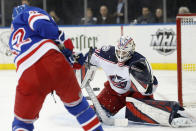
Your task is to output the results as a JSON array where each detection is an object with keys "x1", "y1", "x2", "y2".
[
  {"x1": 65, "y1": 97, "x2": 103, "y2": 131},
  {"x1": 12, "y1": 117, "x2": 34, "y2": 131},
  {"x1": 125, "y1": 97, "x2": 183, "y2": 126},
  {"x1": 125, "y1": 101, "x2": 159, "y2": 124}
]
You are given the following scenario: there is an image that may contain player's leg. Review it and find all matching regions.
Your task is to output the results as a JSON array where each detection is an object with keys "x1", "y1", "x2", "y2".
[
  {"x1": 12, "y1": 117, "x2": 34, "y2": 131},
  {"x1": 13, "y1": 84, "x2": 49, "y2": 131},
  {"x1": 52, "y1": 51, "x2": 103, "y2": 131},
  {"x1": 97, "y1": 81, "x2": 130, "y2": 116},
  {"x1": 12, "y1": 51, "x2": 55, "y2": 131}
]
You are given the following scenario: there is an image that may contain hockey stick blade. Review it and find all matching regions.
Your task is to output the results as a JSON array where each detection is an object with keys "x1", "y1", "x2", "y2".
[
  {"x1": 85, "y1": 82, "x2": 114, "y2": 125},
  {"x1": 83, "y1": 74, "x2": 128, "y2": 126}
]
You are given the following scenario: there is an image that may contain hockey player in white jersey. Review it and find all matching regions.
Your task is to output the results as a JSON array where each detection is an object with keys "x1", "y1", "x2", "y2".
[{"x1": 84, "y1": 35, "x2": 194, "y2": 127}]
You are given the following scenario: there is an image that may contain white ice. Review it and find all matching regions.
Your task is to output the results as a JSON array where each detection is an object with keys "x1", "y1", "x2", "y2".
[{"x1": 0, "y1": 70, "x2": 196, "y2": 131}]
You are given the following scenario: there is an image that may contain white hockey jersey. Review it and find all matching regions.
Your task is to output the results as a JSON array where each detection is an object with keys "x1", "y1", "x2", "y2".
[{"x1": 90, "y1": 45, "x2": 157, "y2": 95}]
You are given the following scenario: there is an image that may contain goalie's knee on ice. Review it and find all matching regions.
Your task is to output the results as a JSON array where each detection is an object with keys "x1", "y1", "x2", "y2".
[{"x1": 12, "y1": 117, "x2": 34, "y2": 131}]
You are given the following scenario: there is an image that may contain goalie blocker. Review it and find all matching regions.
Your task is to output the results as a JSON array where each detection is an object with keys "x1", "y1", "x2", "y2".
[{"x1": 125, "y1": 97, "x2": 194, "y2": 127}]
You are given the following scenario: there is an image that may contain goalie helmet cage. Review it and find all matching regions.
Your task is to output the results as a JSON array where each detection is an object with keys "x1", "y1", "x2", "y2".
[{"x1": 176, "y1": 13, "x2": 196, "y2": 107}]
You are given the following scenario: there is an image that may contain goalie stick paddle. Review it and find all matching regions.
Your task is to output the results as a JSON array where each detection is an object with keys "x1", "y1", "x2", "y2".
[
  {"x1": 86, "y1": 46, "x2": 94, "y2": 69},
  {"x1": 83, "y1": 72, "x2": 128, "y2": 127}
]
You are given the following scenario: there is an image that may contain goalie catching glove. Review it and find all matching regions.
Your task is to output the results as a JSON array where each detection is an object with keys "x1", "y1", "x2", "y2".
[{"x1": 129, "y1": 58, "x2": 158, "y2": 95}]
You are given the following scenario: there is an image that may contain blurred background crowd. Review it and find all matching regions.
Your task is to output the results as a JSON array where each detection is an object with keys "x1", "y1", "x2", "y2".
[{"x1": 0, "y1": 0, "x2": 195, "y2": 27}]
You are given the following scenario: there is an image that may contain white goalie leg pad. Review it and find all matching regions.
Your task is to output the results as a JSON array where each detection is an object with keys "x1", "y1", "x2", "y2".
[
  {"x1": 170, "y1": 110, "x2": 196, "y2": 127},
  {"x1": 171, "y1": 117, "x2": 195, "y2": 128},
  {"x1": 114, "y1": 118, "x2": 129, "y2": 127},
  {"x1": 126, "y1": 97, "x2": 171, "y2": 126}
]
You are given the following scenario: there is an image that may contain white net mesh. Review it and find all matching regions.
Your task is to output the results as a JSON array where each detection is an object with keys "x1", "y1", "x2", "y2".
[{"x1": 180, "y1": 16, "x2": 196, "y2": 106}]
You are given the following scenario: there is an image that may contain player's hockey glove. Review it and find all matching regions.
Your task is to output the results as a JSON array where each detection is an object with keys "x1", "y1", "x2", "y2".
[
  {"x1": 55, "y1": 30, "x2": 74, "y2": 57},
  {"x1": 72, "y1": 52, "x2": 87, "y2": 69}
]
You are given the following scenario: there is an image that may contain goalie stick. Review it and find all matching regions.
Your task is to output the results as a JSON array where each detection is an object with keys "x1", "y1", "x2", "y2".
[{"x1": 81, "y1": 47, "x2": 128, "y2": 126}]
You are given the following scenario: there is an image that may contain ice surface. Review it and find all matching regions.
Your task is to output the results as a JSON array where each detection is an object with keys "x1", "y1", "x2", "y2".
[{"x1": 0, "y1": 70, "x2": 196, "y2": 131}]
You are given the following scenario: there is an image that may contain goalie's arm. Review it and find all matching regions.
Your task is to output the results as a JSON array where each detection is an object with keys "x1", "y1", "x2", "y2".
[{"x1": 129, "y1": 58, "x2": 158, "y2": 95}]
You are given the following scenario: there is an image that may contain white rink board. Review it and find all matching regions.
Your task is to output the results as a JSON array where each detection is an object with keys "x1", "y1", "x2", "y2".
[
  {"x1": 0, "y1": 24, "x2": 177, "y2": 64},
  {"x1": 123, "y1": 25, "x2": 177, "y2": 63}
]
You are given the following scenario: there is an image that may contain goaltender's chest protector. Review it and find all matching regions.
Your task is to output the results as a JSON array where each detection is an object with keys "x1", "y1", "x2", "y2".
[
  {"x1": 90, "y1": 46, "x2": 131, "y2": 94},
  {"x1": 103, "y1": 62, "x2": 131, "y2": 94}
]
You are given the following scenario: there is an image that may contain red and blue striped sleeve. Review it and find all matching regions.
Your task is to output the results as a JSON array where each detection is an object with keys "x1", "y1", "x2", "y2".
[{"x1": 26, "y1": 11, "x2": 59, "y2": 40}]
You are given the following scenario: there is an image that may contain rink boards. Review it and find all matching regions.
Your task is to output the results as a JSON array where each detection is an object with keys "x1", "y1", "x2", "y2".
[{"x1": 0, "y1": 24, "x2": 178, "y2": 70}]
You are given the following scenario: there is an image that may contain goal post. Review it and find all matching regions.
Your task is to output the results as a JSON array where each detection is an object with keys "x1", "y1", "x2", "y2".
[{"x1": 176, "y1": 13, "x2": 196, "y2": 107}]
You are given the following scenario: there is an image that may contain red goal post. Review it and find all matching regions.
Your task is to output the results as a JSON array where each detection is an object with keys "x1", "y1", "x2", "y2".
[{"x1": 176, "y1": 13, "x2": 196, "y2": 107}]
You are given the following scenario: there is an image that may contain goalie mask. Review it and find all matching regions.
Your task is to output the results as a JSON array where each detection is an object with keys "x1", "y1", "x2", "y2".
[{"x1": 115, "y1": 36, "x2": 135, "y2": 66}]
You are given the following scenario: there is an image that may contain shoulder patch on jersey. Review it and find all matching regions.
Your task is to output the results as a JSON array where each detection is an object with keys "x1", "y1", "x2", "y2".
[
  {"x1": 101, "y1": 45, "x2": 111, "y2": 52},
  {"x1": 96, "y1": 46, "x2": 117, "y2": 63},
  {"x1": 28, "y1": 11, "x2": 50, "y2": 30}
]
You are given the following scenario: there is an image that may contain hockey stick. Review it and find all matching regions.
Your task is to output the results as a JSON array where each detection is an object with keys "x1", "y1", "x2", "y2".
[
  {"x1": 81, "y1": 47, "x2": 128, "y2": 126},
  {"x1": 81, "y1": 63, "x2": 114, "y2": 124},
  {"x1": 81, "y1": 66, "x2": 128, "y2": 126}
]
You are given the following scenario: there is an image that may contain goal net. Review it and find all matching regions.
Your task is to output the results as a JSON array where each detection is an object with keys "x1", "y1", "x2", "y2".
[{"x1": 176, "y1": 14, "x2": 196, "y2": 107}]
